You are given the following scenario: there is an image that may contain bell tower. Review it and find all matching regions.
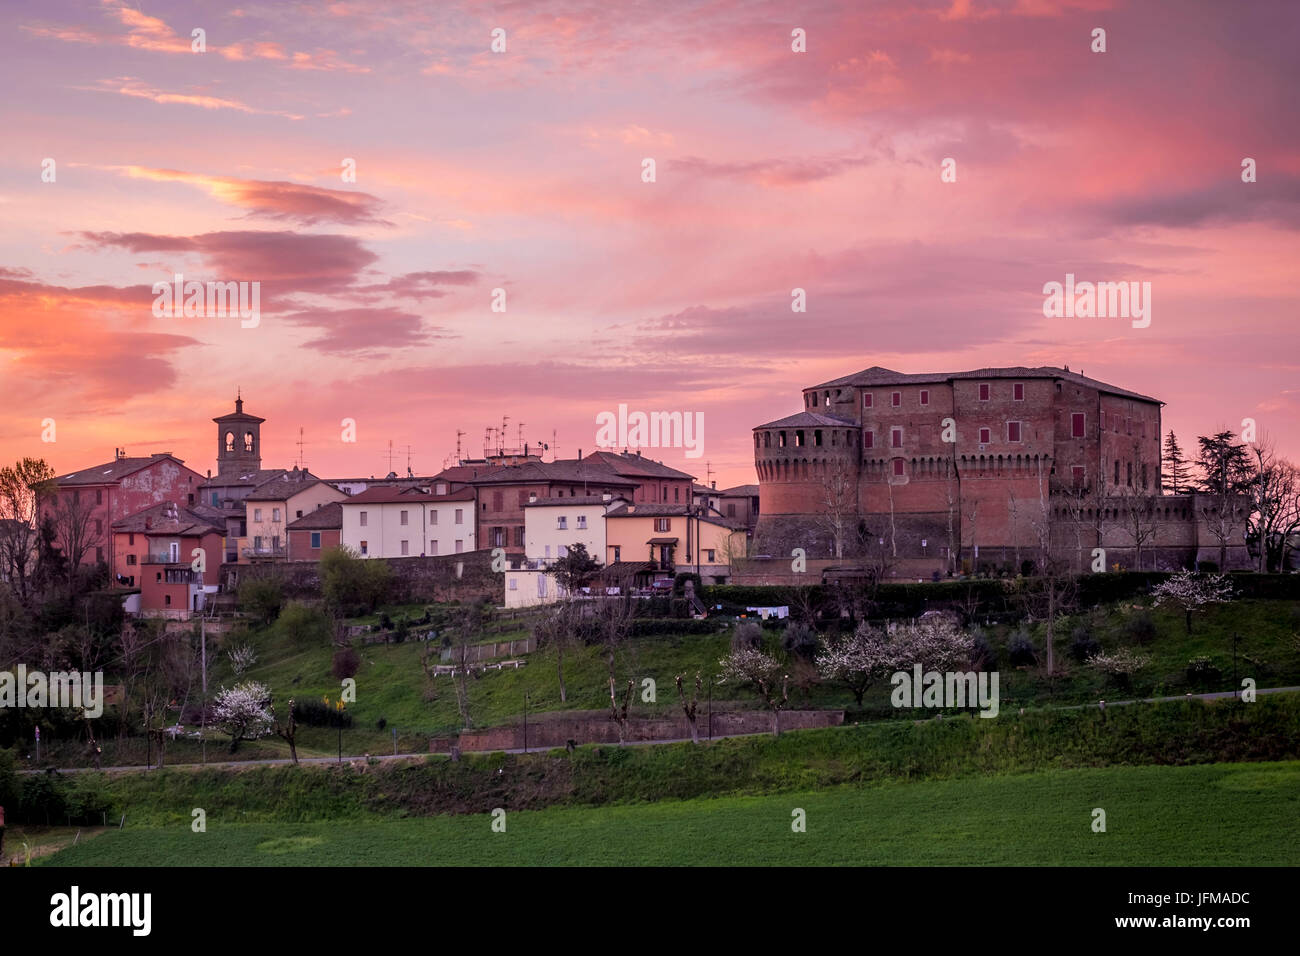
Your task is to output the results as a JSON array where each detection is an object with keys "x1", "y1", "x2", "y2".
[{"x1": 213, "y1": 392, "x2": 265, "y2": 478}]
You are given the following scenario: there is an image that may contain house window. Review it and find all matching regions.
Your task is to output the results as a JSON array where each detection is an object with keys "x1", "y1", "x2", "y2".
[
  {"x1": 165, "y1": 594, "x2": 171, "y2": 606},
  {"x1": 311, "y1": 532, "x2": 321, "y2": 549},
  {"x1": 400, "y1": 510, "x2": 408, "y2": 526},
  {"x1": 893, "y1": 459, "x2": 905, "y2": 477},
  {"x1": 491, "y1": 528, "x2": 505, "y2": 547},
  {"x1": 891, "y1": 427, "x2": 902, "y2": 448},
  {"x1": 1008, "y1": 421, "x2": 1022, "y2": 443},
  {"x1": 254, "y1": 535, "x2": 263, "y2": 550},
  {"x1": 211, "y1": 493, "x2": 219, "y2": 507},
  {"x1": 577, "y1": 515, "x2": 587, "y2": 530},
  {"x1": 1072, "y1": 413, "x2": 1086, "y2": 438},
  {"x1": 864, "y1": 430, "x2": 874, "y2": 450},
  {"x1": 863, "y1": 393, "x2": 873, "y2": 408},
  {"x1": 538, "y1": 575, "x2": 547, "y2": 598},
  {"x1": 675, "y1": 487, "x2": 680, "y2": 501},
  {"x1": 557, "y1": 516, "x2": 567, "y2": 529},
  {"x1": 706, "y1": 550, "x2": 716, "y2": 562},
  {"x1": 1013, "y1": 383, "x2": 1024, "y2": 401},
  {"x1": 430, "y1": 540, "x2": 438, "y2": 555},
  {"x1": 558, "y1": 545, "x2": 568, "y2": 558},
  {"x1": 655, "y1": 518, "x2": 671, "y2": 532},
  {"x1": 127, "y1": 554, "x2": 137, "y2": 566},
  {"x1": 436, "y1": 483, "x2": 447, "y2": 495},
  {"x1": 254, "y1": 508, "x2": 263, "y2": 522},
  {"x1": 401, "y1": 540, "x2": 409, "y2": 555},
  {"x1": 455, "y1": 539, "x2": 464, "y2": 553},
  {"x1": 431, "y1": 510, "x2": 438, "y2": 526},
  {"x1": 891, "y1": 391, "x2": 901, "y2": 407},
  {"x1": 359, "y1": 511, "x2": 367, "y2": 527},
  {"x1": 726, "y1": 503, "x2": 736, "y2": 517},
  {"x1": 296, "y1": 510, "x2": 303, "y2": 519},
  {"x1": 979, "y1": 427, "x2": 991, "y2": 444},
  {"x1": 129, "y1": 533, "x2": 134, "y2": 545},
  {"x1": 272, "y1": 508, "x2": 280, "y2": 522},
  {"x1": 514, "y1": 526, "x2": 524, "y2": 547},
  {"x1": 360, "y1": 540, "x2": 368, "y2": 556},
  {"x1": 612, "y1": 546, "x2": 621, "y2": 562},
  {"x1": 96, "y1": 489, "x2": 103, "y2": 505},
  {"x1": 454, "y1": 509, "x2": 463, "y2": 524},
  {"x1": 509, "y1": 578, "x2": 518, "y2": 590},
  {"x1": 979, "y1": 383, "x2": 990, "y2": 401}
]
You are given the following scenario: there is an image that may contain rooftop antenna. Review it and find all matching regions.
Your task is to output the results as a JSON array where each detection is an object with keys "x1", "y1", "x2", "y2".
[
  {"x1": 551, "y1": 428, "x2": 560, "y2": 461},
  {"x1": 405, "y1": 444, "x2": 413, "y2": 478},
  {"x1": 456, "y1": 429, "x2": 465, "y2": 464},
  {"x1": 386, "y1": 439, "x2": 395, "y2": 474},
  {"x1": 501, "y1": 415, "x2": 509, "y2": 455},
  {"x1": 517, "y1": 421, "x2": 525, "y2": 450},
  {"x1": 296, "y1": 427, "x2": 306, "y2": 470},
  {"x1": 705, "y1": 461, "x2": 715, "y2": 487}
]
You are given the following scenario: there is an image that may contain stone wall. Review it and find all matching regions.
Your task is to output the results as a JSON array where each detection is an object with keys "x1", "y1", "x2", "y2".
[{"x1": 220, "y1": 548, "x2": 503, "y2": 603}]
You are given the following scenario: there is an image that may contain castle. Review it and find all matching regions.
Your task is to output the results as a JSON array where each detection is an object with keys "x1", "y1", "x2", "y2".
[{"x1": 751, "y1": 365, "x2": 1249, "y2": 578}]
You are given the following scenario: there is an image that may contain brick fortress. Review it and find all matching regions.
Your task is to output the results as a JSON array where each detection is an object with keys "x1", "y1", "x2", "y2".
[{"x1": 752, "y1": 365, "x2": 1249, "y2": 578}]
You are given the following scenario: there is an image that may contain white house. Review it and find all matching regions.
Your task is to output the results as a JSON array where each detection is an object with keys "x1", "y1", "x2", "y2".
[
  {"x1": 339, "y1": 486, "x2": 476, "y2": 558},
  {"x1": 504, "y1": 494, "x2": 625, "y2": 607}
]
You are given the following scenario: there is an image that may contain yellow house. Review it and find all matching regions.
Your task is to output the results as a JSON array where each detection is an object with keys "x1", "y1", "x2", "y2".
[
  {"x1": 604, "y1": 503, "x2": 744, "y2": 584},
  {"x1": 238, "y1": 476, "x2": 347, "y2": 562}
]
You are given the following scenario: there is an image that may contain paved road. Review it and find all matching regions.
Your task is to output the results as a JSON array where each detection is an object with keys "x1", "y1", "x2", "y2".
[{"x1": 17, "y1": 685, "x2": 1299, "y2": 775}]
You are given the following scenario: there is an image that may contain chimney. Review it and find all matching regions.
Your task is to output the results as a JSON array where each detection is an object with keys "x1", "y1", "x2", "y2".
[
  {"x1": 207, "y1": 469, "x2": 211, "y2": 479},
  {"x1": 578, "y1": 448, "x2": 582, "y2": 460},
  {"x1": 711, "y1": 481, "x2": 716, "y2": 489},
  {"x1": 528, "y1": 493, "x2": 537, "y2": 503}
]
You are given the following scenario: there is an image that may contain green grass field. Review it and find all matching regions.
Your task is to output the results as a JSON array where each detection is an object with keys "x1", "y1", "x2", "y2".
[{"x1": 38, "y1": 761, "x2": 1300, "y2": 866}]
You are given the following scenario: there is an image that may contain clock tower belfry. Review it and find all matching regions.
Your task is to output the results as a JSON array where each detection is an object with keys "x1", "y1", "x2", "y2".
[{"x1": 213, "y1": 393, "x2": 265, "y2": 478}]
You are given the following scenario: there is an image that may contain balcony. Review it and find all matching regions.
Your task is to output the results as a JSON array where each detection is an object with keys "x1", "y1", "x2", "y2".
[
  {"x1": 143, "y1": 553, "x2": 184, "y2": 565},
  {"x1": 241, "y1": 545, "x2": 287, "y2": 560}
]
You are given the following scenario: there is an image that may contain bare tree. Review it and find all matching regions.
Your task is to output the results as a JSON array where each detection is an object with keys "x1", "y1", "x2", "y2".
[
  {"x1": 1195, "y1": 430, "x2": 1253, "y2": 570},
  {"x1": 0, "y1": 458, "x2": 55, "y2": 603},
  {"x1": 1245, "y1": 439, "x2": 1300, "y2": 572},
  {"x1": 719, "y1": 646, "x2": 789, "y2": 736},
  {"x1": 818, "y1": 458, "x2": 858, "y2": 559},
  {"x1": 47, "y1": 485, "x2": 104, "y2": 583},
  {"x1": 674, "y1": 672, "x2": 703, "y2": 744},
  {"x1": 608, "y1": 676, "x2": 634, "y2": 744},
  {"x1": 1120, "y1": 492, "x2": 1161, "y2": 571},
  {"x1": 274, "y1": 697, "x2": 300, "y2": 764},
  {"x1": 532, "y1": 598, "x2": 591, "y2": 703}
]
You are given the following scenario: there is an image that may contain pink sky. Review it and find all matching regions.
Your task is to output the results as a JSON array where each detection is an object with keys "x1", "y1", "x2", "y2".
[{"x1": 2, "y1": 0, "x2": 1298, "y2": 487}]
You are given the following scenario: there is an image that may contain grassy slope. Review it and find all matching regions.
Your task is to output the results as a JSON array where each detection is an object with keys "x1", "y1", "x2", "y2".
[{"x1": 40, "y1": 762, "x2": 1300, "y2": 866}]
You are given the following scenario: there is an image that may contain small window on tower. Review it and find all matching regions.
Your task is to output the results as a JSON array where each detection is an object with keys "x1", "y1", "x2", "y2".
[
  {"x1": 244, "y1": 432, "x2": 254, "y2": 452},
  {"x1": 979, "y1": 383, "x2": 990, "y2": 401},
  {"x1": 979, "y1": 427, "x2": 991, "y2": 444},
  {"x1": 893, "y1": 459, "x2": 905, "y2": 477},
  {"x1": 1014, "y1": 383, "x2": 1024, "y2": 401},
  {"x1": 863, "y1": 393, "x2": 873, "y2": 408},
  {"x1": 891, "y1": 392, "x2": 901, "y2": 407},
  {"x1": 919, "y1": 390, "x2": 929, "y2": 406}
]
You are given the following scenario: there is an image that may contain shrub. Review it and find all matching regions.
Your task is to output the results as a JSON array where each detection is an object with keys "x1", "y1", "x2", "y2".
[
  {"x1": 780, "y1": 621, "x2": 819, "y2": 662},
  {"x1": 669, "y1": 598, "x2": 690, "y2": 619},
  {"x1": 1125, "y1": 610, "x2": 1158, "y2": 645},
  {"x1": 393, "y1": 618, "x2": 409, "y2": 642},
  {"x1": 332, "y1": 646, "x2": 361, "y2": 680},
  {"x1": 673, "y1": 572, "x2": 704, "y2": 597},
  {"x1": 237, "y1": 575, "x2": 285, "y2": 624},
  {"x1": 1069, "y1": 626, "x2": 1101, "y2": 663},
  {"x1": 227, "y1": 644, "x2": 257, "y2": 676},
  {"x1": 731, "y1": 621, "x2": 764, "y2": 652},
  {"x1": 278, "y1": 601, "x2": 333, "y2": 645},
  {"x1": 1186, "y1": 655, "x2": 1222, "y2": 683},
  {"x1": 1008, "y1": 631, "x2": 1038, "y2": 667},
  {"x1": 1088, "y1": 648, "x2": 1151, "y2": 687},
  {"x1": 292, "y1": 698, "x2": 354, "y2": 728},
  {"x1": 320, "y1": 546, "x2": 393, "y2": 615},
  {"x1": 377, "y1": 717, "x2": 388, "y2": 731},
  {"x1": 969, "y1": 630, "x2": 997, "y2": 670},
  {"x1": 1197, "y1": 561, "x2": 1219, "y2": 573},
  {"x1": 379, "y1": 612, "x2": 394, "y2": 631}
]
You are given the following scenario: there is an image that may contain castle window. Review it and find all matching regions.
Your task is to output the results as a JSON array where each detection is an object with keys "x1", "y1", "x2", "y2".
[
  {"x1": 979, "y1": 427, "x2": 991, "y2": 444},
  {"x1": 919, "y1": 389, "x2": 929, "y2": 406},
  {"x1": 893, "y1": 459, "x2": 905, "y2": 476},
  {"x1": 764, "y1": 432, "x2": 771, "y2": 448},
  {"x1": 863, "y1": 393, "x2": 873, "y2": 408},
  {"x1": 891, "y1": 392, "x2": 901, "y2": 407},
  {"x1": 1072, "y1": 412, "x2": 1086, "y2": 438},
  {"x1": 779, "y1": 431, "x2": 786, "y2": 448},
  {"x1": 1115, "y1": 460, "x2": 1121, "y2": 484},
  {"x1": 891, "y1": 427, "x2": 903, "y2": 448},
  {"x1": 1013, "y1": 383, "x2": 1024, "y2": 401},
  {"x1": 1008, "y1": 421, "x2": 1022, "y2": 442},
  {"x1": 1126, "y1": 462, "x2": 1133, "y2": 486},
  {"x1": 814, "y1": 430, "x2": 823, "y2": 447},
  {"x1": 824, "y1": 391, "x2": 830, "y2": 407},
  {"x1": 864, "y1": 430, "x2": 874, "y2": 450},
  {"x1": 979, "y1": 383, "x2": 990, "y2": 401},
  {"x1": 1141, "y1": 463, "x2": 1148, "y2": 489}
]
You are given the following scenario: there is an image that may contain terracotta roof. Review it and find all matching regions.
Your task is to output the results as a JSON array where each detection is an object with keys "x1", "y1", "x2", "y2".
[
  {"x1": 605, "y1": 502, "x2": 744, "y2": 530},
  {"x1": 342, "y1": 485, "x2": 437, "y2": 504},
  {"x1": 523, "y1": 495, "x2": 627, "y2": 507},
  {"x1": 466, "y1": 459, "x2": 637, "y2": 488},
  {"x1": 55, "y1": 454, "x2": 188, "y2": 486},
  {"x1": 112, "y1": 502, "x2": 224, "y2": 536},
  {"x1": 753, "y1": 411, "x2": 859, "y2": 430},
  {"x1": 810, "y1": 365, "x2": 1161, "y2": 404},
  {"x1": 287, "y1": 501, "x2": 343, "y2": 530},
  {"x1": 247, "y1": 474, "x2": 335, "y2": 501},
  {"x1": 582, "y1": 450, "x2": 696, "y2": 481},
  {"x1": 200, "y1": 468, "x2": 309, "y2": 490},
  {"x1": 720, "y1": 484, "x2": 760, "y2": 497}
]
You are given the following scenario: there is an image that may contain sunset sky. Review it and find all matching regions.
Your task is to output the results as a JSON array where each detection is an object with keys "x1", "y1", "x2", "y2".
[{"x1": 2, "y1": 0, "x2": 1297, "y2": 488}]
